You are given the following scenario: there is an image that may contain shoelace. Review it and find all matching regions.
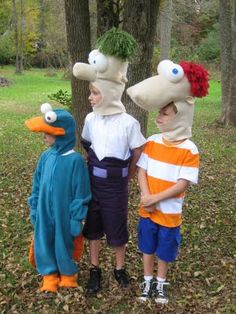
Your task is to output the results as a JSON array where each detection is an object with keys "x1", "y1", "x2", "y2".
[
  {"x1": 140, "y1": 280, "x2": 151, "y2": 295},
  {"x1": 156, "y1": 281, "x2": 169, "y2": 296}
]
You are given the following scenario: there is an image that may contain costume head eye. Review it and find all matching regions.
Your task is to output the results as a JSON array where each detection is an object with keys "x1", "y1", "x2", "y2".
[
  {"x1": 88, "y1": 49, "x2": 99, "y2": 64},
  {"x1": 45, "y1": 111, "x2": 57, "y2": 123},
  {"x1": 41, "y1": 102, "x2": 52, "y2": 114},
  {"x1": 88, "y1": 49, "x2": 108, "y2": 73},
  {"x1": 157, "y1": 60, "x2": 184, "y2": 83}
]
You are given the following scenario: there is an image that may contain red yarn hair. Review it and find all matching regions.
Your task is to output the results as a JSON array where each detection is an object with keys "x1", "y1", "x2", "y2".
[{"x1": 179, "y1": 61, "x2": 209, "y2": 97}]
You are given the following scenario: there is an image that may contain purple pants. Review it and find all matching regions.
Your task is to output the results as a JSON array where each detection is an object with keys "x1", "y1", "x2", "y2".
[{"x1": 83, "y1": 149, "x2": 129, "y2": 247}]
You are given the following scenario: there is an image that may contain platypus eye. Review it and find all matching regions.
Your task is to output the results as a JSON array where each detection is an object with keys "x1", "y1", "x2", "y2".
[
  {"x1": 88, "y1": 49, "x2": 108, "y2": 73},
  {"x1": 41, "y1": 102, "x2": 52, "y2": 114},
  {"x1": 157, "y1": 60, "x2": 184, "y2": 83},
  {"x1": 45, "y1": 111, "x2": 57, "y2": 123}
]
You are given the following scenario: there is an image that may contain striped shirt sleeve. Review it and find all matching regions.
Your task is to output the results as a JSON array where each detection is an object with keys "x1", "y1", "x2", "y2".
[{"x1": 178, "y1": 146, "x2": 200, "y2": 184}]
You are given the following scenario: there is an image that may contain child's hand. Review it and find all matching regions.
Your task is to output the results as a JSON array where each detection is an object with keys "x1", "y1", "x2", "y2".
[
  {"x1": 143, "y1": 204, "x2": 156, "y2": 212},
  {"x1": 141, "y1": 194, "x2": 158, "y2": 207}
]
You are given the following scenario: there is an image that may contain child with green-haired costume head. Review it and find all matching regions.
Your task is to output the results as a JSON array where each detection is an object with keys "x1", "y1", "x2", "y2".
[{"x1": 73, "y1": 28, "x2": 146, "y2": 295}]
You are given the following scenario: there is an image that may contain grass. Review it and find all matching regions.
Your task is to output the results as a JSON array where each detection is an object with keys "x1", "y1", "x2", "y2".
[
  {"x1": 0, "y1": 67, "x2": 235, "y2": 313},
  {"x1": 0, "y1": 66, "x2": 70, "y2": 106}
]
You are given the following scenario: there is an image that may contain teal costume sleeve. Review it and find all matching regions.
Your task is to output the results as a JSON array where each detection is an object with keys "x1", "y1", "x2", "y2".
[
  {"x1": 28, "y1": 153, "x2": 45, "y2": 226},
  {"x1": 70, "y1": 156, "x2": 91, "y2": 237}
]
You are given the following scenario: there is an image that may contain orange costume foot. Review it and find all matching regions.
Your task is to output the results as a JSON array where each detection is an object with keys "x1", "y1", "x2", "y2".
[
  {"x1": 59, "y1": 274, "x2": 78, "y2": 288},
  {"x1": 40, "y1": 274, "x2": 60, "y2": 292}
]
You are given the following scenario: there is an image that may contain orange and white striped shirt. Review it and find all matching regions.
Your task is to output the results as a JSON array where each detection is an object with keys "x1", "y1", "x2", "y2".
[{"x1": 137, "y1": 134, "x2": 199, "y2": 228}]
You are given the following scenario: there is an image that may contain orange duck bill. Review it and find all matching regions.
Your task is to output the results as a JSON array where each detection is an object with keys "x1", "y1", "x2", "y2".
[{"x1": 25, "y1": 116, "x2": 65, "y2": 135}]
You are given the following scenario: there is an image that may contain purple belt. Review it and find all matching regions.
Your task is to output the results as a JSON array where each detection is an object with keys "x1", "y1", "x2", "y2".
[{"x1": 92, "y1": 166, "x2": 129, "y2": 178}]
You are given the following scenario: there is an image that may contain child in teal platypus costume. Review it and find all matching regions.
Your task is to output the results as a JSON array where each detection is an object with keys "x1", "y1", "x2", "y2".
[{"x1": 25, "y1": 103, "x2": 91, "y2": 292}]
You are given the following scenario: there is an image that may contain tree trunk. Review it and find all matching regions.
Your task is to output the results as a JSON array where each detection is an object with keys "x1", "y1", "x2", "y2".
[
  {"x1": 12, "y1": 0, "x2": 21, "y2": 74},
  {"x1": 219, "y1": 0, "x2": 232, "y2": 124},
  {"x1": 38, "y1": 0, "x2": 47, "y2": 53},
  {"x1": 160, "y1": 0, "x2": 172, "y2": 60},
  {"x1": 227, "y1": 1, "x2": 236, "y2": 125},
  {"x1": 122, "y1": 0, "x2": 160, "y2": 135},
  {"x1": 96, "y1": 0, "x2": 121, "y2": 37},
  {"x1": 64, "y1": 0, "x2": 91, "y2": 151},
  {"x1": 19, "y1": 0, "x2": 24, "y2": 72},
  {"x1": 89, "y1": 0, "x2": 97, "y2": 47}
]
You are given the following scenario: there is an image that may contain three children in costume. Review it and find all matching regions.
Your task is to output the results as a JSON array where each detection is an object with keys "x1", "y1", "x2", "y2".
[{"x1": 26, "y1": 28, "x2": 209, "y2": 303}]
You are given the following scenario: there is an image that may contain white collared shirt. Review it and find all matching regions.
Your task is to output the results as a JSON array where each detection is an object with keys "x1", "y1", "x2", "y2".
[{"x1": 82, "y1": 112, "x2": 146, "y2": 161}]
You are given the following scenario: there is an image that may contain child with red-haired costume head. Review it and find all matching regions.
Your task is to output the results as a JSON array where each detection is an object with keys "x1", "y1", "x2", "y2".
[{"x1": 127, "y1": 60, "x2": 209, "y2": 304}]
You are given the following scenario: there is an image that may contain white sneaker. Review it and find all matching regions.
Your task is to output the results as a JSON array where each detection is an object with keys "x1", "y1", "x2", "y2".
[{"x1": 154, "y1": 281, "x2": 169, "y2": 304}]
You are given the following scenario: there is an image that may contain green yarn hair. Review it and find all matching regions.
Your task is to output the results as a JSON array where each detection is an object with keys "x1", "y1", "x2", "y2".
[{"x1": 96, "y1": 28, "x2": 138, "y2": 61}]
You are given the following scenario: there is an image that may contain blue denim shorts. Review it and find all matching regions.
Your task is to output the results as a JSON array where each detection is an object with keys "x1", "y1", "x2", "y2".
[{"x1": 138, "y1": 217, "x2": 181, "y2": 262}]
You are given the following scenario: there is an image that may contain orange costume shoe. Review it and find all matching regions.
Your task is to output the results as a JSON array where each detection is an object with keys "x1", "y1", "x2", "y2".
[
  {"x1": 59, "y1": 274, "x2": 78, "y2": 288},
  {"x1": 40, "y1": 274, "x2": 60, "y2": 292}
]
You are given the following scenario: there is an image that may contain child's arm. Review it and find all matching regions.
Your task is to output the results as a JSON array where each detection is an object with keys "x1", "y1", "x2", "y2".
[
  {"x1": 28, "y1": 156, "x2": 43, "y2": 226},
  {"x1": 70, "y1": 156, "x2": 91, "y2": 237},
  {"x1": 128, "y1": 145, "x2": 144, "y2": 181},
  {"x1": 141, "y1": 179, "x2": 190, "y2": 207},
  {"x1": 138, "y1": 167, "x2": 150, "y2": 195},
  {"x1": 138, "y1": 167, "x2": 156, "y2": 212}
]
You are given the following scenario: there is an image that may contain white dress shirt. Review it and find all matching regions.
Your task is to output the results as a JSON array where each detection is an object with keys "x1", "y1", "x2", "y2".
[{"x1": 82, "y1": 112, "x2": 146, "y2": 161}]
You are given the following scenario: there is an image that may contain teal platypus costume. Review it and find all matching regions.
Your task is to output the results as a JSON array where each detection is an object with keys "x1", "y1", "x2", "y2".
[{"x1": 25, "y1": 103, "x2": 91, "y2": 292}]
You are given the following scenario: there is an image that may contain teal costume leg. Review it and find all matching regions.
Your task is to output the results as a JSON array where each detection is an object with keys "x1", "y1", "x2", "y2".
[
  {"x1": 34, "y1": 219, "x2": 58, "y2": 275},
  {"x1": 35, "y1": 217, "x2": 78, "y2": 275},
  {"x1": 55, "y1": 223, "x2": 78, "y2": 275}
]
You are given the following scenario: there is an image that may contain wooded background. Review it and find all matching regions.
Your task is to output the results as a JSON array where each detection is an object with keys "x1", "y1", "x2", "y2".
[
  {"x1": 0, "y1": 2, "x2": 235, "y2": 313},
  {"x1": 1, "y1": 0, "x2": 235, "y2": 133}
]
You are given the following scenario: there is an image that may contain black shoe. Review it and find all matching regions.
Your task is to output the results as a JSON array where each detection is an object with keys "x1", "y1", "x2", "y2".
[
  {"x1": 114, "y1": 268, "x2": 130, "y2": 288},
  {"x1": 138, "y1": 278, "x2": 156, "y2": 302},
  {"x1": 86, "y1": 266, "x2": 102, "y2": 295},
  {"x1": 154, "y1": 281, "x2": 169, "y2": 304}
]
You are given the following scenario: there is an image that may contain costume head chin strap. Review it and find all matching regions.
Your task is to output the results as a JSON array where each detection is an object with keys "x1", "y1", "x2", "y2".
[
  {"x1": 92, "y1": 79, "x2": 126, "y2": 115},
  {"x1": 157, "y1": 98, "x2": 195, "y2": 141}
]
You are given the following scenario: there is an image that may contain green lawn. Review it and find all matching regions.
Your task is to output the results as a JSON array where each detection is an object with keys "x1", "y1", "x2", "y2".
[
  {"x1": 0, "y1": 67, "x2": 235, "y2": 313},
  {"x1": 0, "y1": 66, "x2": 70, "y2": 106}
]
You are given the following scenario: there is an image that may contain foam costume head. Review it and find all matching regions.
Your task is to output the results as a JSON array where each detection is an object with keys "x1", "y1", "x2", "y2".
[
  {"x1": 25, "y1": 103, "x2": 76, "y2": 154},
  {"x1": 73, "y1": 28, "x2": 137, "y2": 116},
  {"x1": 127, "y1": 60, "x2": 209, "y2": 141}
]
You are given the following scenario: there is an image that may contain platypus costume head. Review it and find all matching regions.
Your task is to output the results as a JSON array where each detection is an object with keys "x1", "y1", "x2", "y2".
[
  {"x1": 73, "y1": 27, "x2": 137, "y2": 116},
  {"x1": 25, "y1": 103, "x2": 76, "y2": 154},
  {"x1": 127, "y1": 60, "x2": 209, "y2": 141}
]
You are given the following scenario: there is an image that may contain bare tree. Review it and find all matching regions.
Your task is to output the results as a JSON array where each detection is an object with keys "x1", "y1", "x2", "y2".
[
  {"x1": 160, "y1": 0, "x2": 172, "y2": 60},
  {"x1": 122, "y1": 0, "x2": 160, "y2": 135},
  {"x1": 64, "y1": 0, "x2": 91, "y2": 150},
  {"x1": 19, "y1": 0, "x2": 24, "y2": 71},
  {"x1": 219, "y1": 0, "x2": 236, "y2": 126},
  {"x1": 38, "y1": 0, "x2": 47, "y2": 51},
  {"x1": 12, "y1": 0, "x2": 22, "y2": 73}
]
